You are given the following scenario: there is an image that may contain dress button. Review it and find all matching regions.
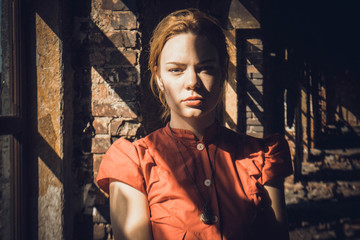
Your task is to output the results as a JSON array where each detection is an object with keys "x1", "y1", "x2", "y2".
[
  {"x1": 204, "y1": 179, "x2": 211, "y2": 187},
  {"x1": 213, "y1": 215, "x2": 218, "y2": 223},
  {"x1": 197, "y1": 143, "x2": 205, "y2": 151}
]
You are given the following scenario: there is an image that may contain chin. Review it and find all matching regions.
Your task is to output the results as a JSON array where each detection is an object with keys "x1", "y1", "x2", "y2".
[{"x1": 182, "y1": 109, "x2": 212, "y2": 119}]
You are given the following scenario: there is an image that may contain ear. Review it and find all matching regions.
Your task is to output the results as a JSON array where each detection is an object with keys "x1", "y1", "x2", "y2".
[{"x1": 156, "y1": 75, "x2": 164, "y2": 91}]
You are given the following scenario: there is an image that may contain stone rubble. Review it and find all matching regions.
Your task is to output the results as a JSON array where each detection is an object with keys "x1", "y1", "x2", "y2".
[{"x1": 286, "y1": 151, "x2": 360, "y2": 239}]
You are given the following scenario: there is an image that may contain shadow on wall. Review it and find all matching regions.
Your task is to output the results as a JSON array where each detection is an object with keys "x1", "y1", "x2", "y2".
[
  {"x1": 317, "y1": 69, "x2": 360, "y2": 149},
  {"x1": 283, "y1": 51, "x2": 360, "y2": 181},
  {"x1": 71, "y1": 0, "x2": 144, "y2": 238},
  {"x1": 27, "y1": 0, "x2": 144, "y2": 238},
  {"x1": 27, "y1": 0, "x2": 66, "y2": 239}
]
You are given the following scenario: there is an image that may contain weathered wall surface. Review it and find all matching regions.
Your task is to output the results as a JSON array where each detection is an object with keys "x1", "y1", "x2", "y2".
[
  {"x1": 90, "y1": 1, "x2": 142, "y2": 238},
  {"x1": 245, "y1": 38, "x2": 264, "y2": 137},
  {"x1": 25, "y1": 0, "x2": 72, "y2": 238},
  {"x1": 34, "y1": 8, "x2": 64, "y2": 240},
  {"x1": 71, "y1": 0, "x2": 142, "y2": 238}
]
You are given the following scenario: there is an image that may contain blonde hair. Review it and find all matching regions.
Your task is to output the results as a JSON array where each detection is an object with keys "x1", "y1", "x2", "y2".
[{"x1": 149, "y1": 8, "x2": 229, "y2": 120}]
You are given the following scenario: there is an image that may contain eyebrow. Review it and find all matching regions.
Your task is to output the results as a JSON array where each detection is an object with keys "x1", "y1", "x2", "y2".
[
  {"x1": 165, "y1": 59, "x2": 217, "y2": 65},
  {"x1": 165, "y1": 62, "x2": 187, "y2": 67}
]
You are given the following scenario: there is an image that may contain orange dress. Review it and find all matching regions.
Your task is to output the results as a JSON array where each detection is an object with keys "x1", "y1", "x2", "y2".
[{"x1": 96, "y1": 123, "x2": 292, "y2": 239}]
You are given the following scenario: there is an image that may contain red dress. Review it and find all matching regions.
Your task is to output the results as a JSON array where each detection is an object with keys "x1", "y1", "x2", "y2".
[{"x1": 96, "y1": 123, "x2": 292, "y2": 239}]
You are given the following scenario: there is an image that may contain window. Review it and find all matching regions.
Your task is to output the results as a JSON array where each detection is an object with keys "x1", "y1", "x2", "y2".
[{"x1": 0, "y1": 0, "x2": 24, "y2": 239}]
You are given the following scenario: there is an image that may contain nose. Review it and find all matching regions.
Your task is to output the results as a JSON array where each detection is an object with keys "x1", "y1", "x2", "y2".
[{"x1": 185, "y1": 67, "x2": 200, "y2": 90}]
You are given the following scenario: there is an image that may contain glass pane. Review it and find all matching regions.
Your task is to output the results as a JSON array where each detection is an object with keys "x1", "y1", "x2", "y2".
[
  {"x1": 0, "y1": 0, "x2": 14, "y2": 116},
  {"x1": 0, "y1": 135, "x2": 11, "y2": 239}
]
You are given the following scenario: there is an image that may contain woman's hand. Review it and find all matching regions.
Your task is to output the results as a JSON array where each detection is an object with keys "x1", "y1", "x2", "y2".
[{"x1": 109, "y1": 179, "x2": 153, "y2": 240}]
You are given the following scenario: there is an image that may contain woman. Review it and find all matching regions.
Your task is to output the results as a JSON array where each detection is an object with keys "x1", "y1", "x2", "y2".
[{"x1": 96, "y1": 8, "x2": 292, "y2": 240}]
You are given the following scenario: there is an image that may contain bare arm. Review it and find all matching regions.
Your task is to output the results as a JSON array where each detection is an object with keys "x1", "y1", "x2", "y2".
[
  {"x1": 263, "y1": 178, "x2": 290, "y2": 240},
  {"x1": 109, "y1": 180, "x2": 153, "y2": 240}
]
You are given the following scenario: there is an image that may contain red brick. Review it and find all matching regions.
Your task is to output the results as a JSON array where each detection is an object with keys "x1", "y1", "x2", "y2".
[
  {"x1": 247, "y1": 72, "x2": 263, "y2": 79},
  {"x1": 119, "y1": 122, "x2": 141, "y2": 137},
  {"x1": 93, "y1": 223, "x2": 106, "y2": 240},
  {"x1": 122, "y1": 50, "x2": 137, "y2": 65},
  {"x1": 106, "y1": 30, "x2": 137, "y2": 48},
  {"x1": 247, "y1": 39, "x2": 262, "y2": 46},
  {"x1": 247, "y1": 118, "x2": 262, "y2": 125},
  {"x1": 101, "y1": 0, "x2": 129, "y2": 10},
  {"x1": 102, "y1": 67, "x2": 139, "y2": 86},
  {"x1": 92, "y1": 136, "x2": 111, "y2": 154},
  {"x1": 91, "y1": 101, "x2": 138, "y2": 118},
  {"x1": 106, "y1": 49, "x2": 137, "y2": 66},
  {"x1": 247, "y1": 64, "x2": 260, "y2": 74},
  {"x1": 92, "y1": 117, "x2": 110, "y2": 134},
  {"x1": 89, "y1": 51, "x2": 106, "y2": 66},
  {"x1": 251, "y1": 79, "x2": 263, "y2": 86},
  {"x1": 92, "y1": 84, "x2": 108, "y2": 100},
  {"x1": 93, "y1": 154, "x2": 104, "y2": 177},
  {"x1": 110, "y1": 12, "x2": 137, "y2": 30},
  {"x1": 91, "y1": 67, "x2": 105, "y2": 84},
  {"x1": 251, "y1": 125, "x2": 264, "y2": 132},
  {"x1": 110, "y1": 118, "x2": 123, "y2": 135},
  {"x1": 110, "y1": 85, "x2": 138, "y2": 102},
  {"x1": 88, "y1": 32, "x2": 104, "y2": 44}
]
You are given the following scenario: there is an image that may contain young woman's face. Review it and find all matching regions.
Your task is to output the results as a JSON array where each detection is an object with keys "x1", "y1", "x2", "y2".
[{"x1": 157, "y1": 33, "x2": 223, "y2": 121}]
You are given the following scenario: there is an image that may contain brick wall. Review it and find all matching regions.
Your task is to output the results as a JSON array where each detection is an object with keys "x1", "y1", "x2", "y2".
[
  {"x1": 72, "y1": 0, "x2": 143, "y2": 238},
  {"x1": 245, "y1": 38, "x2": 264, "y2": 138},
  {"x1": 89, "y1": 0, "x2": 142, "y2": 182}
]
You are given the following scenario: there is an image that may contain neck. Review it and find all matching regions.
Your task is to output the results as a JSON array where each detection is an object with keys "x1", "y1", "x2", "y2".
[{"x1": 169, "y1": 113, "x2": 216, "y2": 140}]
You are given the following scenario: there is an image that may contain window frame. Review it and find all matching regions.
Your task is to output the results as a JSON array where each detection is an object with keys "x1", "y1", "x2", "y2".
[{"x1": 0, "y1": 0, "x2": 25, "y2": 239}]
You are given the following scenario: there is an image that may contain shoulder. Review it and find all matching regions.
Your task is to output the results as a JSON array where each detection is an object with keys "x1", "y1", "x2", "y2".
[
  {"x1": 133, "y1": 126, "x2": 168, "y2": 151},
  {"x1": 96, "y1": 137, "x2": 146, "y2": 195},
  {"x1": 222, "y1": 129, "x2": 292, "y2": 184},
  {"x1": 217, "y1": 126, "x2": 261, "y2": 150},
  {"x1": 106, "y1": 137, "x2": 139, "y2": 161},
  {"x1": 218, "y1": 126, "x2": 289, "y2": 157},
  {"x1": 218, "y1": 126, "x2": 246, "y2": 146},
  {"x1": 109, "y1": 125, "x2": 167, "y2": 148}
]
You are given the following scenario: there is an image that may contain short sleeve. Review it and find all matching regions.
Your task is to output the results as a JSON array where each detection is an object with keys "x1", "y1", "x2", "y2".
[
  {"x1": 96, "y1": 138, "x2": 146, "y2": 195},
  {"x1": 261, "y1": 133, "x2": 293, "y2": 184}
]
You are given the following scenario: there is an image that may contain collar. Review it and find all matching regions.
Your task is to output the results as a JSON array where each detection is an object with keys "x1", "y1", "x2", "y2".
[{"x1": 164, "y1": 121, "x2": 218, "y2": 146}]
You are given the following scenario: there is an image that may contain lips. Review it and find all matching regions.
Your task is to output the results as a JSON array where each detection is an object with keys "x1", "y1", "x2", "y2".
[{"x1": 182, "y1": 96, "x2": 204, "y2": 107}]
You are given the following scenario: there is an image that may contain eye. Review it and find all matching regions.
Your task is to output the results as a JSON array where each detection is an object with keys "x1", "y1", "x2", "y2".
[
  {"x1": 198, "y1": 65, "x2": 215, "y2": 74},
  {"x1": 168, "y1": 68, "x2": 183, "y2": 74}
]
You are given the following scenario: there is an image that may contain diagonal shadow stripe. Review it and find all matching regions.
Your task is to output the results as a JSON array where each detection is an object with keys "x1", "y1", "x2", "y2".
[
  {"x1": 85, "y1": 22, "x2": 140, "y2": 115},
  {"x1": 245, "y1": 93, "x2": 263, "y2": 123},
  {"x1": 245, "y1": 41, "x2": 263, "y2": 74},
  {"x1": 246, "y1": 78, "x2": 263, "y2": 105},
  {"x1": 227, "y1": 61, "x2": 237, "y2": 94},
  {"x1": 236, "y1": 0, "x2": 260, "y2": 23},
  {"x1": 223, "y1": 110, "x2": 237, "y2": 131},
  {"x1": 34, "y1": 131, "x2": 62, "y2": 182}
]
